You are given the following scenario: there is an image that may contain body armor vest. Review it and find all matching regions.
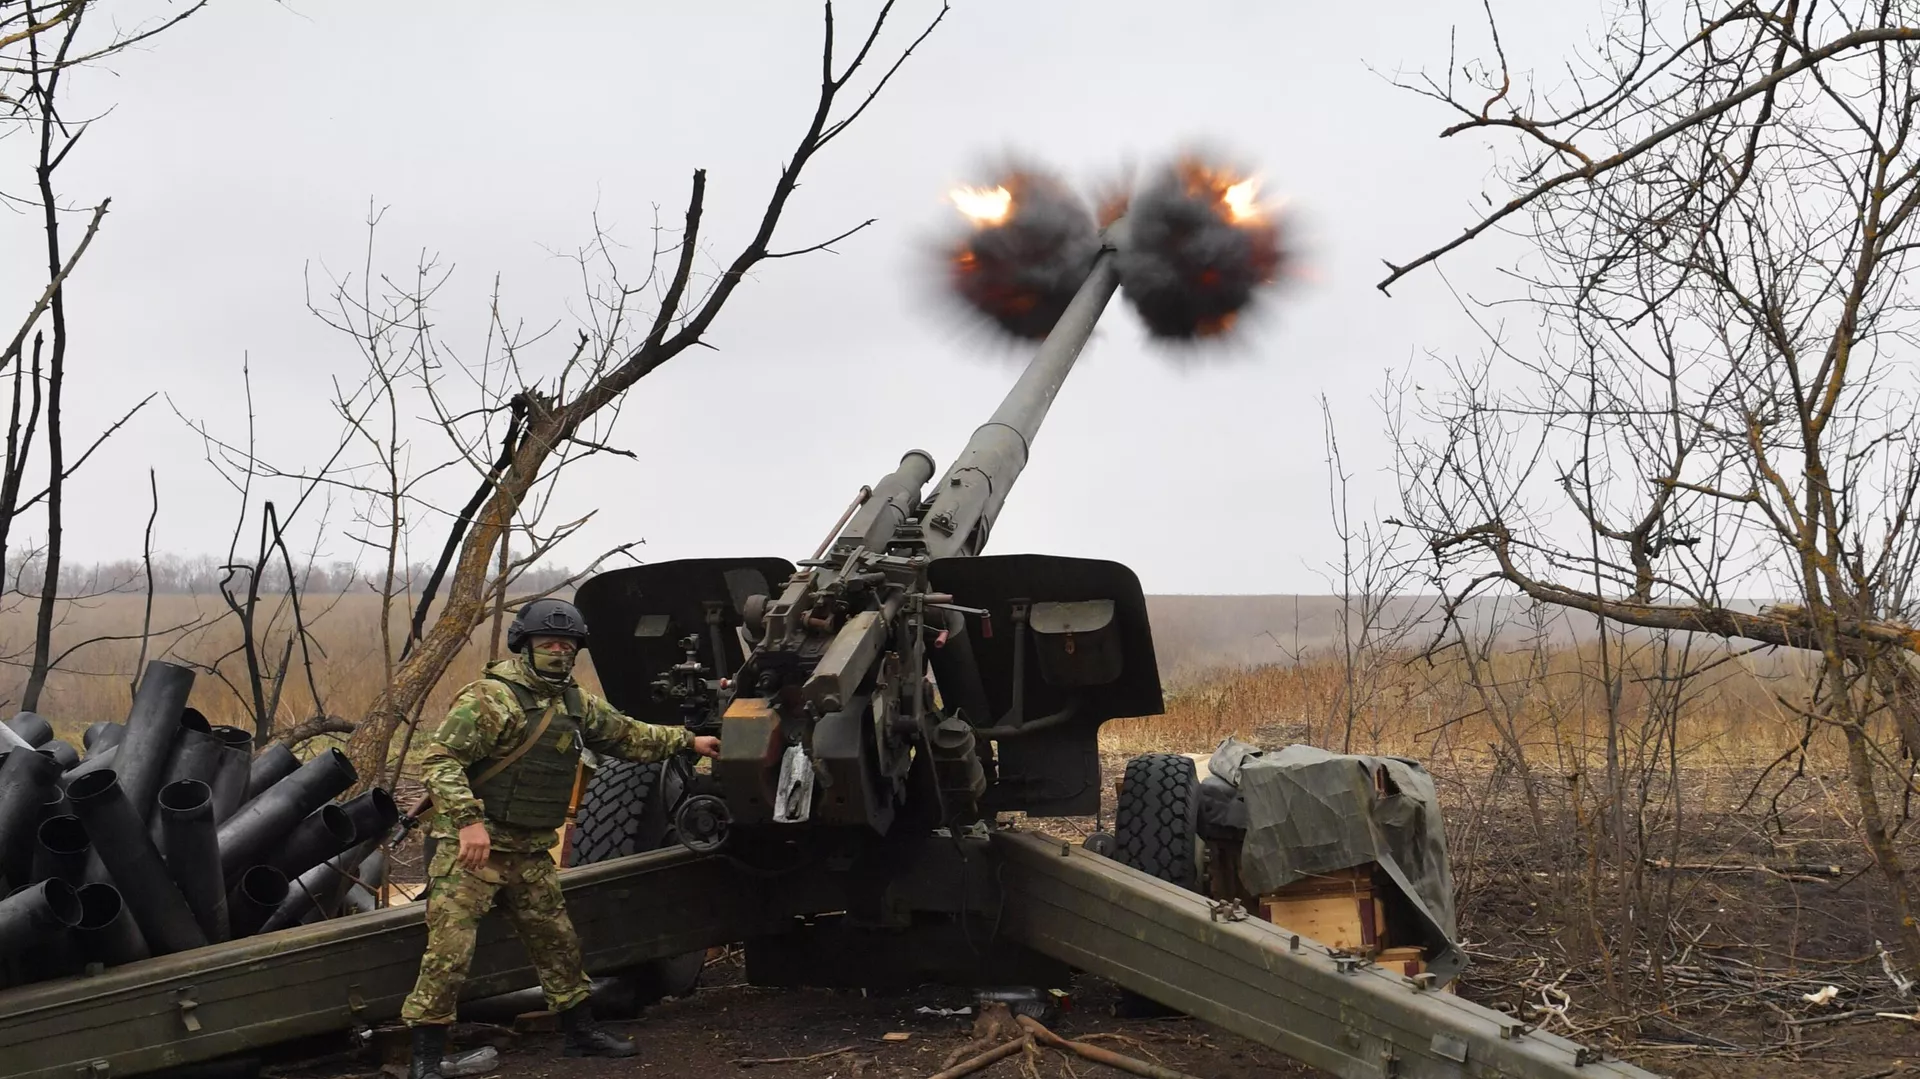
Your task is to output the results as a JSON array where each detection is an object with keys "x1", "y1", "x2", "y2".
[{"x1": 467, "y1": 677, "x2": 585, "y2": 831}]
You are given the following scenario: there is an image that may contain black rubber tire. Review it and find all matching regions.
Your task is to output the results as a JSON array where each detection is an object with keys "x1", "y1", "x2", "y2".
[
  {"x1": 568, "y1": 758, "x2": 670, "y2": 865},
  {"x1": 567, "y1": 756, "x2": 705, "y2": 1004},
  {"x1": 1113, "y1": 753, "x2": 1201, "y2": 892},
  {"x1": 1109, "y1": 753, "x2": 1201, "y2": 1020}
]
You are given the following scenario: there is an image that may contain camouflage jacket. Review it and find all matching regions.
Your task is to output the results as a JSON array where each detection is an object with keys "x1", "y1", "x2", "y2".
[{"x1": 420, "y1": 653, "x2": 693, "y2": 852}]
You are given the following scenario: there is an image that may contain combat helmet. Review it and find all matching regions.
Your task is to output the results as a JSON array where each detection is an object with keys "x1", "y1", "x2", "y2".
[{"x1": 505, "y1": 597, "x2": 591, "y2": 654}]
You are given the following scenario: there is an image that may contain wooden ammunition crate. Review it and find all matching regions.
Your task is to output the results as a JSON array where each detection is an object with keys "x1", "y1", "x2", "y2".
[
  {"x1": 1256, "y1": 864, "x2": 1388, "y2": 952},
  {"x1": 1255, "y1": 863, "x2": 1450, "y2": 989},
  {"x1": 1374, "y1": 946, "x2": 1428, "y2": 978}
]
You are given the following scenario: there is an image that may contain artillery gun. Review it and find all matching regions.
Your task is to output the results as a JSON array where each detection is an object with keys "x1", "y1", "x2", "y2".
[
  {"x1": 0, "y1": 215, "x2": 1664, "y2": 1079},
  {"x1": 571, "y1": 225, "x2": 1143, "y2": 849}
]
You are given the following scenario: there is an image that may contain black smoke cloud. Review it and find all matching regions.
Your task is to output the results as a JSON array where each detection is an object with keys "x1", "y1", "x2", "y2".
[
  {"x1": 1113, "y1": 157, "x2": 1284, "y2": 339},
  {"x1": 943, "y1": 169, "x2": 1101, "y2": 340}
]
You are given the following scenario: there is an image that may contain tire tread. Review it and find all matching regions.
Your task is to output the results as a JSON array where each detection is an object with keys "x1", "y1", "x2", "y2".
[
  {"x1": 569, "y1": 758, "x2": 665, "y2": 864},
  {"x1": 1113, "y1": 753, "x2": 1199, "y2": 891}
]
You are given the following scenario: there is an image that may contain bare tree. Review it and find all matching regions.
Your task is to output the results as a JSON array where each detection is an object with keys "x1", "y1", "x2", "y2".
[
  {"x1": 1316, "y1": 393, "x2": 1429, "y2": 751},
  {"x1": 173, "y1": 203, "x2": 658, "y2": 757},
  {"x1": 156, "y1": 3, "x2": 949, "y2": 787},
  {"x1": 2, "y1": 0, "x2": 206, "y2": 710},
  {"x1": 1381, "y1": 0, "x2": 1920, "y2": 974},
  {"x1": 164, "y1": 348, "x2": 350, "y2": 747}
]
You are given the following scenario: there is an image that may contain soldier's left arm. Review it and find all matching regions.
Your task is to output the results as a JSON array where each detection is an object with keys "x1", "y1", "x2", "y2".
[{"x1": 580, "y1": 693, "x2": 695, "y2": 763}]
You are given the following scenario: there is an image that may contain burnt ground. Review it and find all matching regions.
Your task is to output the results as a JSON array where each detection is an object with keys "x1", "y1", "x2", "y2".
[{"x1": 271, "y1": 755, "x2": 1920, "y2": 1079}]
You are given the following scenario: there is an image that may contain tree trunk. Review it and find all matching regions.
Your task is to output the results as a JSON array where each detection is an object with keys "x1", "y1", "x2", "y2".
[
  {"x1": 22, "y1": 82, "x2": 67, "y2": 714},
  {"x1": 1843, "y1": 719, "x2": 1920, "y2": 978},
  {"x1": 341, "y1": 412, "x2": 559, "y2": 790}
]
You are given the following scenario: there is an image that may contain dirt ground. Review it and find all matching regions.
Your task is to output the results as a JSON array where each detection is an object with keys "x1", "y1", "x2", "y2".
[
  {"x1": 1376, "y1": 752, "x2": 1920, "y2": 1079},
  {"x1": 353, "y1": 960, "x2": 1319, "y2": 1079},
  {"x1": 277, "y1": 957, "x2": 1913, "y2": 1079},
  {"x1": 269, "y1": 752, "x2": 1920, "y2": 1079}
]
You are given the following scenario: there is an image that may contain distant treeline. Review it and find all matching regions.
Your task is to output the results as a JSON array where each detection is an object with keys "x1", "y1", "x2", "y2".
[{"x1": 5, "y1": 553, "x2": 584, "y2": 597}]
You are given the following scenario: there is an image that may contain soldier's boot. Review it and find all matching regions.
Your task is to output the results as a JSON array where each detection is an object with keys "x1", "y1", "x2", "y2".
[
  {"x1": 408, "y1": 1024, "x2": 449, "y2": 1079},
  {"x1": 560, "y1": 1001, "x2": 636, "y2": 1058}
]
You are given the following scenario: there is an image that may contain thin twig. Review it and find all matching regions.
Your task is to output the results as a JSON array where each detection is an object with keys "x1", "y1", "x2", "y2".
[{"x1": 732, "y1": 1045, "x2": 855, "y2": 1067}]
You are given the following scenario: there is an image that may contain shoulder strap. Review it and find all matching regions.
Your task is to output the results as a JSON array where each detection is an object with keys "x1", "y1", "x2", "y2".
[
  {"x1": 471, "y1": 697, "x2": 561, "y2": 787},
  {"x1": 485, "y1": 671, "x2": 541, "y2": 710},
  {"x1": 486, "y1": 671, "x2": 584, "y2": 720}
]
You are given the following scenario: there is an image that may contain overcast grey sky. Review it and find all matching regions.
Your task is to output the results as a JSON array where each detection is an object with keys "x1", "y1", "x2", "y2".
[{"x1": 0, "y1": 0, "x2": 1592, "y2": 594}]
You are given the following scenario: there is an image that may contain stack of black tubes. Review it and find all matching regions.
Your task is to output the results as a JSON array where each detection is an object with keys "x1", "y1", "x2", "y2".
[{"x1": 0, "y1": 660, "x2": 397, "y2": 988}]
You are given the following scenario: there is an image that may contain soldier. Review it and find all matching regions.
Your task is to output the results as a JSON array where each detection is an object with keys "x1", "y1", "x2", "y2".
[{"x1": 402, "y1": 598, "x2": 720, "y2": 1079}]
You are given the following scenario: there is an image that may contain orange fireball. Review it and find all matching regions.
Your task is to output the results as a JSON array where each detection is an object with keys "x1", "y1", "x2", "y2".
[
  {"x1": 1175, "y1": 158, "x2": 1274, "y2": 230},
  {"x1": 941, "y1": 168, "x2": 1100, "y2": 339},
  {"x1": 1114, "y1": 154, "x2": 1288, "y2": 339},
  {"x1": 949, "y1": 184, "x2": 1013, "y2": 226}
]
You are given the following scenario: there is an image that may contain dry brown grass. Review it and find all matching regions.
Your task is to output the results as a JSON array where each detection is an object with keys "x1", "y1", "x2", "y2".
[
  {"x1": 0, "y1": 593, "x2": 503, "y2": 761},
  {"x1": 0, "y1": 592, "x2": 1845, "y2": 776},
  {"x1": 1105, "y1": 642, "x2": 1830, "y2": 770}
]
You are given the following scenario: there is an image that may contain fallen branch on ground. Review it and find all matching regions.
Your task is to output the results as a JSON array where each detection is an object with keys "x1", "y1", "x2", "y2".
[
  {"x1": 1783, "y1": 1009, "x2": 1880, "y2": 1027},
  {"x1": 1016, "y1": 1016, "x2": 1203, "y2": 1079},
  {"x1": 1073, "y1": 1032, "x2": 1167, "y2": 1061},
  {"x1": 926, "y1": 1034, "x2": 1030, "y2": 1079},
  {"x1": 1645, "y1": 858, "x2": 1845, "y2": 882},
  {"x1": 733, "y1": 1045, "x2": 855, "y2": 1067}
]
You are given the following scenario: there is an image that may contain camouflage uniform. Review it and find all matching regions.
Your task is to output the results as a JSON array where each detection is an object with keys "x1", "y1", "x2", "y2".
[{"x1": 399, "y1": 652, "x2": 694, "y2": 1027}]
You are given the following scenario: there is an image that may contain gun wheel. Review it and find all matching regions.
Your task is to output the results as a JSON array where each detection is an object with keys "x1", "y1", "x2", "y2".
[
  {"x1": 1113, "y1": 752, "x2": 1201, "y2": 892},
  {"x1": 570, "y1": 758, "x2": 670, "y2": 864},
  {"x1": 568, "y1": 758, "x2": 706, "y2": 1007},
  {"x1": 1110, "y1": 752, "x2": 1201, "y2": 1019}
]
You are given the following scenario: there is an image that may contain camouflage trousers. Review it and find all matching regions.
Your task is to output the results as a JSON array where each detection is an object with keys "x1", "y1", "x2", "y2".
[{"x1": 399, "y1": 842, "x2": 592, "y2": 1026}]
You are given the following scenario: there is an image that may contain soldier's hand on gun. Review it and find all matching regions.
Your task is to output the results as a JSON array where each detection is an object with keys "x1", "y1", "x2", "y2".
[
  {"x1": 691, "y1": 735, "x2": 721, "y2": 759},
  {"x1": 457, "y1": 821, "x2": 491, "y2": 870}
]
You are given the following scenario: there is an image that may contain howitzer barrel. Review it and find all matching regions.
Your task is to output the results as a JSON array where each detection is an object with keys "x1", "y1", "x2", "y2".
[
  {"x1": 834, "y1": 449, "x2": 936, "y2": 555},
  {"x1": 921, "y1": 238, "x2": 1123, "y2": 559}
]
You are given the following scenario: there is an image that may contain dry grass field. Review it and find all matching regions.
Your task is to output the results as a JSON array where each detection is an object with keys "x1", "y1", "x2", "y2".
[
  {"x1": 0, "y1": 592, "x2": 515, "y2": 755},
  {"x1": 4, "y1": 591, "x2": 1916, "y2": 1077},
  {"x1": 0, "y1": 590, "x2": 1766, "y2": 752}
]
